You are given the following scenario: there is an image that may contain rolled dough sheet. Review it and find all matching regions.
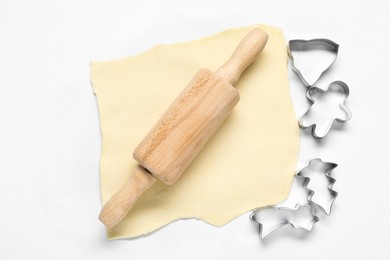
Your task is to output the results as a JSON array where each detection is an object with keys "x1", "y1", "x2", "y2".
[{"x1": 91, "y1": 24, "x2": 300, "y2": 239}]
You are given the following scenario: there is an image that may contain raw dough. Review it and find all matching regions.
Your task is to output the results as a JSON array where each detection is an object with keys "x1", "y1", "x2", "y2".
[{"x1": 91, "y1": 24, "x2": 299, "y2": 239}]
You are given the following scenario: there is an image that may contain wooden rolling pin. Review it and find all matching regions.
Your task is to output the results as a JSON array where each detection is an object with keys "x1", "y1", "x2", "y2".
[{"x1": 99, "y1": 28, "x2": 269, "y2": 228}]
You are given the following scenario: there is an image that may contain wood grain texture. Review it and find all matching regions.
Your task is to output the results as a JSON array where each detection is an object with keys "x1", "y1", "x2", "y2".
[
  {"x1": 99, "y1": 166, "x2": 156, "y2": 228},
  {"x1": 216, "y1": 28, "x2": 268, "y2": 85},
  {"x1": 133, "y1": 69, "x2": 240, "y2": 185}
]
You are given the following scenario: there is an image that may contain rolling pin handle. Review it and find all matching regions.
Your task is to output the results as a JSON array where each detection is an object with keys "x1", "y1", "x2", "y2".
[
  {"x1": 216, "y1": 28, "x2": 268, "y2": 85},
  {"x1": 99, "y1": 166, "x2": 156, "y2": 228}
]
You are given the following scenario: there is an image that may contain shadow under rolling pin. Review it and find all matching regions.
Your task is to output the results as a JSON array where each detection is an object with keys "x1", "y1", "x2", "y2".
[{"x1": 99, "y1": 28, "x2": 269, "y2": 228}]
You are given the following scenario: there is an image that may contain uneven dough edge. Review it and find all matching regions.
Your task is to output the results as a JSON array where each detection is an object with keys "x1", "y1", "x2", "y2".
[{"x1": 91, "y1": 24, "x2": 300, "y2": 240}]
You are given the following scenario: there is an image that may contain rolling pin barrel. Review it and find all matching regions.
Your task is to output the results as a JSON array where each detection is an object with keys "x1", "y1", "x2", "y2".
[
  {"x1": 134, "y1": 28, "x2": 268, "y2": 185},
  {"x1": 133, "y1": 69, "x2": 240, "y2": 185},
  {"x1": 99, "y1": 28, "x2": 269, "y2": 228}
]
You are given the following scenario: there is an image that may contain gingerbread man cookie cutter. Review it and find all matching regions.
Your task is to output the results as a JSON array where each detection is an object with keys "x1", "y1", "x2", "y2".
[{"x1": 299, "y1": 81, "x2": 352, "y2": 139}]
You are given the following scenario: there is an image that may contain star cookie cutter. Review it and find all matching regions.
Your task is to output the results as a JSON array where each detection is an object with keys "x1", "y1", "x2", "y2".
[
  {"x1": 250, "y1": 158, "x2": 338, "y2": 239},
  {"x1": 250, "y1": 176, "x2": 318, "y2": 239},
  {"x1": 299, "y1": 81, "x2": 352, "y2": 139},
  {"x1": 250, "y1": 204, "x2": 319, "y2": 239}
]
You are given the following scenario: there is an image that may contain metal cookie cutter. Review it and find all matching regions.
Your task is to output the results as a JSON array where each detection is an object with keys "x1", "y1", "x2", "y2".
[
  {"x1": 288, "y1": 39, "x2": 339, "y2": 88},
  {"x1": 250, "y1": 204, "x2": 319, "y2": 239},
  {"x1": 288, "y1": 38, "x2": 351, "y2": 138},
  {"x1": 251, "y1": 158, "x2": 338, "y2": 239},
  {"x1": 250, "y1": 176, "x2": 318, "y2": 239},
  {"x1": 299, "y1": 81, "x2": 352, "y2": 139},
  {"x1": 297, "y1": 158, "x2": 338, "y2": 215}
]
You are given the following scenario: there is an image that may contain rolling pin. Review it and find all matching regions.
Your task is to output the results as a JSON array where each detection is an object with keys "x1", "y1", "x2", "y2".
[{"x1": 99, "y1": 28, "x2": 269, "y2": 228}]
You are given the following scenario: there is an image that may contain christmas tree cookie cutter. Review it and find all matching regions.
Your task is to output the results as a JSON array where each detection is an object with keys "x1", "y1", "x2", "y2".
[
  {"x1": 288, "y1": 39, "x2": 351, "y2": 138},
  {"x1": 297, "y1": 158, "x2": 338, "y2": 215},
  {"x1": 250, "y1": 158, "x2": 338, "y2": 239}
]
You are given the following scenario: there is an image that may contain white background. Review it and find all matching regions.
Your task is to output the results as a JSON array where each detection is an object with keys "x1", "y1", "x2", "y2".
[{"x1": 0, "y1": 0, "x2": 389, "y2": 259}]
